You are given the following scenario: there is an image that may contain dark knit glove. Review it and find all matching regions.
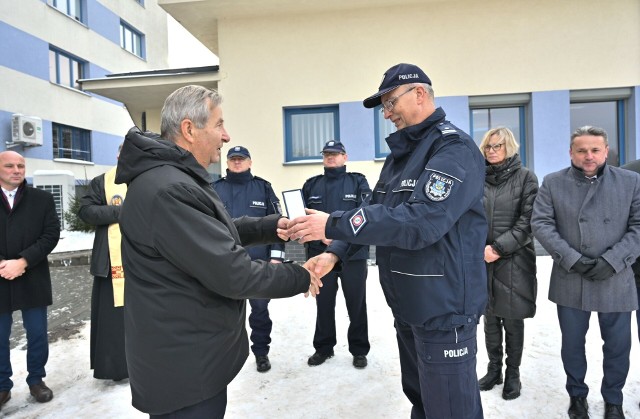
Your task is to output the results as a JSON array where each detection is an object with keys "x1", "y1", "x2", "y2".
[
  {"x1": 584, "y1": 257, "x2": 616, "y2": 281},
  {"x1": 571, "y1": 256, "x2": 597, "y2": 275}
]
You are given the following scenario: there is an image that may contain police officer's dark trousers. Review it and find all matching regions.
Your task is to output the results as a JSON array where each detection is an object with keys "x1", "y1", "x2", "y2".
[
  {"x1": 395, "y1": 320, "x2": 483, "y2": 419},
  {"x1": 557, "y1": 305, "x2": 631, "y2": 405},
  {"x1": 313, "y1": 259, "x2": 369, "y2": 356},
  {"x1": 248, "y1": 298, "x2": 272, "y2": 356}
]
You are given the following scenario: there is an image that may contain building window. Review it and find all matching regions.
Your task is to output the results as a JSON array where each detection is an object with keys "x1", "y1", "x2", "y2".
[
  {"x1": 284, "y1": 106, "x2": 339, "y2": 162},
  {"x1": 470, "y1": 107, "x2": 527, "y2": 165},
  {"x1": 52, "y1": 123, "x2": 91, "y2": 161},
  {"x1": 49, "y1": 48, "x2": 85, "y2": 90},
  {"x1": 120, "y1": 21, "x2": 145, "y2": 58},
  {"x1": 469, "y1": 94, "x2": 530, "y2": 165},
  {"x1": 570, "y1": 88, "x2": 632, "y2": 166},
  {"x1": 48, "y1": 0, "x2": 83, "y2": 22},
  {"x1": 374, "y1": 106, "x2": 395, "y2": 158}
]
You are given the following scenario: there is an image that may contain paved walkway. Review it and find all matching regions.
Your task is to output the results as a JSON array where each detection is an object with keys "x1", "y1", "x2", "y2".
[{"x1": 10, "y1": 251, "x2": 93, "y2": 350}]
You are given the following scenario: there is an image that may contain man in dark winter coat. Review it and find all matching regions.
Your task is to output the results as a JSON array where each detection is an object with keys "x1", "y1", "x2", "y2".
[
  {"x1": 0, "y1": 151, "x2": 60, "y2": 410},
  {"x1": 302, "y1": 140, "x2": 371, "y2": 369},
  {"x1": 116, "y1": 85, "x2": 319, "y2": 418},
  {"x1": 288, "y1": 63, "x2": 487, "y2": 419},
  {"x1": 213, "y1": 145, "x2": 285, "y2": 373},
  {"x1": 532, "y1": 126, "x2": 640, "y2": 419}
]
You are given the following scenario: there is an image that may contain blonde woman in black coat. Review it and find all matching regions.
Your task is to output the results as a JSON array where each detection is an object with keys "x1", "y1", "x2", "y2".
[{"x1": 478, "y1": 127, "x2": 538, "y2": 400}]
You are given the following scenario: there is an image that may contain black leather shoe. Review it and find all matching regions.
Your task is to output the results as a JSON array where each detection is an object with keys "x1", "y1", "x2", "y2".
[
  {"x1": 568, "y1": 396, "x2": 589, "y2": 419},
  {"x1": 0, "y1": 390, "x2": 10, "y2": 411},
  {"x1": 307, "y1": 351, "x2": 334, "y2": 366},
  {"x1": 256, "y1": 355, "x2": 271, "y2": 373},
  {"x1": 353, "y1": 355, "x2": 367, "y2": 369},
  {"x1": 604, "y1": 403, "x2": 625, "y2": 419},
  {"x1": 29, "y1": 381, "x2": 53, "y2": 403}
]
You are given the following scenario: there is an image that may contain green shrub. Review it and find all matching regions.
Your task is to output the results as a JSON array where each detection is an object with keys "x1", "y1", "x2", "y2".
[{"x1": 63, "y1": 193, "x2": 95, "y2": 232}]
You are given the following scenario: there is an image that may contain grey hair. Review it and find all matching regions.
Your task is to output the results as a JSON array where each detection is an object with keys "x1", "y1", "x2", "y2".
[
  {"x1": 160, "y1": 85, "x2": 223, "y2": 141},
  {"x1": 479, "y1": 127, "x2": 519, "y2": 159},
  {"x1": 420, "y1": 83, "x2": 434, "y2": 100},
  {"x1": 570, "y1": 125, "x2": 608, "y2": 147}
]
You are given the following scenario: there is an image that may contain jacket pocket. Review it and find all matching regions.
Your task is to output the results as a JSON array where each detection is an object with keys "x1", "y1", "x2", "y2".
[{"x1": 389, "y1": 250, "x2": 447, "y2": 325}]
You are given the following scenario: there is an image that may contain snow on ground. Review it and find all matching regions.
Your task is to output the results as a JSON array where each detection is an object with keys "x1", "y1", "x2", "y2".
[
  {"x1": 3, "y1": 249, "x2": 640, "y2": 418},
  {"x1": 51, "y1": 231, "x2": 94, "y2": 254}
]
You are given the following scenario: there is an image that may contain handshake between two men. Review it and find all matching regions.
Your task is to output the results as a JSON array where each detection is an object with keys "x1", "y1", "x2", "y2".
[{"x1": 276, "y1": 209, "x2": 338, "y2": 298}]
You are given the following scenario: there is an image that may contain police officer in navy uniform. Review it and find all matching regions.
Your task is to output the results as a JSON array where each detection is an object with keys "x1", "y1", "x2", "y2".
[
  {"x1": 213, "y1": 146, "x2": 285, "y2": 373},
  {"x1": 288, "y1": 63, "x2": 487, "y2": 419},
  {"x1": 302, "y1": 140, "x2": 371, "y2": 369}
]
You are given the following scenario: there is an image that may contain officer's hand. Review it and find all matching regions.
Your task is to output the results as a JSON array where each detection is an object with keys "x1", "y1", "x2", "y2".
[
  {"x1": 287, "y1": 209, "x2": 330, "y2": 243},
  {"x1": 584, "y1": 257, "x2": 616, "y2": 281},
  {"x1": 571, "y1": 256, "x2": 597, "y2": 275}
]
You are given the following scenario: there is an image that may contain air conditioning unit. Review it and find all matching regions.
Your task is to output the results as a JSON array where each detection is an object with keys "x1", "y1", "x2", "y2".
[{"x1": 11, "y1": 114, "x2": 43, "y2": 146}]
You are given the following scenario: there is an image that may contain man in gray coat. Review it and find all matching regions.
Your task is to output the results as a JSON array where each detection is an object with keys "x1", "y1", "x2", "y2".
[{"x1": 532, "y1": 126, "x2": 640, "y2": 419}]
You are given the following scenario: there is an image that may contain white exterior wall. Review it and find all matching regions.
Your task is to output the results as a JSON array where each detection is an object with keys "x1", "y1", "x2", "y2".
[{"x1": 212, "y1": 0, "x2": 640, "y2": 195}]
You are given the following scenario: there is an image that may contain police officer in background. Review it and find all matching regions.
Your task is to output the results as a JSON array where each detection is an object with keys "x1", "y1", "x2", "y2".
[
  {"x1": 302, "y1": 140, "x2": 371, "y2": 369},
  {"x1": 288, "y1": 63, "x2": 487, "y2": 418},
  {"x1": 213, "y1": 146, "x2": 285, "y2": 373}
]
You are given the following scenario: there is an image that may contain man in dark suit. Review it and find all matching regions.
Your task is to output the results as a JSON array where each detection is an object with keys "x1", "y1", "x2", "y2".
[{"x1": 0, "y1": 151, "x2": 60, "y2": 410}]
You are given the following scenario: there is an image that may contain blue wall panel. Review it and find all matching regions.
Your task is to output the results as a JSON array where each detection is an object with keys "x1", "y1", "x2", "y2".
[
  {"x1": 531, "y1": 90, "x2": 570, "y2": 181},
  {"x1": 0, "y1": 22, "x2": 50, "y2": 80},
  {"x1": 92, "y1": 131, "x2": 123, "y2": 166},
  {"x1": 436, "y1": 96, "x2": 470, "y2": 133},
  {"x1": 85, "y1": 0, "x2": 120, "y2": 45},
  {"x1": 0, "y1": 111, "x2": 12, "y2": 147},
  {"x1": 339, "y1": 102, "x2": 374, "y2": 162}
]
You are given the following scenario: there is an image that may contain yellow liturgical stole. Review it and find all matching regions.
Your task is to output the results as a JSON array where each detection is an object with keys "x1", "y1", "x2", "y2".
[{"x1": 104, "y1": 166, "x2": 127, "y2": 307}]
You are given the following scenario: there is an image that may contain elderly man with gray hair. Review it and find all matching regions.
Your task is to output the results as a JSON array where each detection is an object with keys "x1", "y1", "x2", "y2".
[
  {"x1": 532, "y1": 126, "x2": 640, "y2": 419},
  {"x1": 115, "y1": 85, "x2": 320, "y2": 418}
]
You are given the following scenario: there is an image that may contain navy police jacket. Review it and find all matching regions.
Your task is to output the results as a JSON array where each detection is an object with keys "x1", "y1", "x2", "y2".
[
  {"x1": 326, "y1": 107, "x2": 488, "y2": 329},
  {"x1": 213, "y1": 170, "x2": 285, "y2": 261},
  {"x1": 302, "y1": 166, "x2": 371, "y2": 260}
]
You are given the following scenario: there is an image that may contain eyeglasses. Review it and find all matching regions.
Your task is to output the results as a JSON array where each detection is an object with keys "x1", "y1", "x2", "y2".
[
  {"x1": 380, "y1": 86, "x2": 417, "y2": 113},
  {"x1": 483, "y1": 142, "x2": 505, "y2": 152}
]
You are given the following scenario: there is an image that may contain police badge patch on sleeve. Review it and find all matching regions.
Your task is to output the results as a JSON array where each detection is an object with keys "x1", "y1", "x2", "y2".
[
  {"x1": 349, "y1": 208, "x2": 367, "y2": 235},
  {"x1": 425, "y1": 172, "x2": 454, "y2": 201}
]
